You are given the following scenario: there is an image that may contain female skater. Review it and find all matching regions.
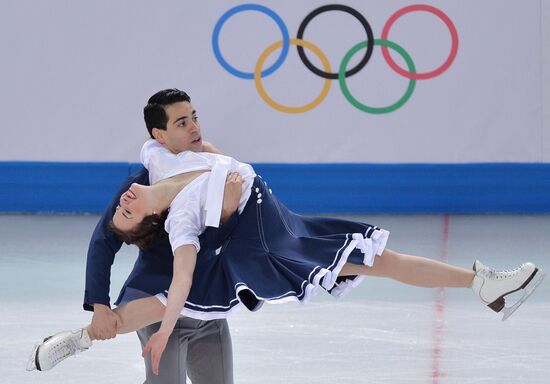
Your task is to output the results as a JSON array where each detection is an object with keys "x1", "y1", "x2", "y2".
[{"x1": 30, "y1": 90, "x2": 545, "y2": 375}]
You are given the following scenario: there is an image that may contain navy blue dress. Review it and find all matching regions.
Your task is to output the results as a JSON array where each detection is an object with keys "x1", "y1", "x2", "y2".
[{"x1": 157, "y1": 176, "x2": 390, "y2": 320}]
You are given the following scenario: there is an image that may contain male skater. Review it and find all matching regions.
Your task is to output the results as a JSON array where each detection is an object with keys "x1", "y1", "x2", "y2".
[{"x1": 84, "y1": 89, "x2": 236, "y2": 383}]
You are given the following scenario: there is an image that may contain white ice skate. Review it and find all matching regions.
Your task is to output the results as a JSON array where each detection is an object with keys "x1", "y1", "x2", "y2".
[
  {"x1": 471, "y1": 260, "x2": 545, "y2": 321},
  {"x1": 26, "y1": 329, "x2": 92, "y2": 371}
]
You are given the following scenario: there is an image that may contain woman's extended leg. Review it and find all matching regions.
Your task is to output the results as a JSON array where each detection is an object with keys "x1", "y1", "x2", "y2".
[
  {"x1": 339, "y1": 248, "x2": 474, "y2": 288},
  {"x1": 85, "y1": 297, "x2": 165, "y2": 340},
  {"x1": 339, "y1": 248, "x2": 544, "y2": 320}
]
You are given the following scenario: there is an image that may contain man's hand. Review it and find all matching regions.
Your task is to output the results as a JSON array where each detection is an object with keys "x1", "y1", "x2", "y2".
[
  {"x1": 142, "y1": 330, "x2": 170, "y2": 375},
  {"x1": 201, "y1": 140, "x2": 222, "y2": 155},
  {"x1": 221, "y1": 172, "x2": 243, "y2": 224},
  {"x1": 90, "y1": 304, "x2": 121, "y2": 340}
]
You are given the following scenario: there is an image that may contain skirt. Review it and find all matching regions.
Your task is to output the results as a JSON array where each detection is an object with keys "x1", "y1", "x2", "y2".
[{"x1": 156, "y1": 176, "x2": 390, "y2": 320}]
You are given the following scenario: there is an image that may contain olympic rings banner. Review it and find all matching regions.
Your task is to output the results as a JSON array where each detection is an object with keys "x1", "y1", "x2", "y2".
[
  {"x1": 212, "y1": 4, "x2": 459, "y2": 114},
  {"x1": 0, "y1": 0, "x2": 545, "y2": 164}
]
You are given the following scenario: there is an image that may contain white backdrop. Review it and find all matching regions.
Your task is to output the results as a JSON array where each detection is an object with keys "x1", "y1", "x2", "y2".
[{"x1": 1, "y1": 0, "x2": 547, "y2": 163}]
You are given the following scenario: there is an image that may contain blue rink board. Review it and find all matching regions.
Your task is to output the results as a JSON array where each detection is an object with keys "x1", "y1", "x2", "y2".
[{"x1": 0, "y1": 162, "x2": 549, "y2": 214}]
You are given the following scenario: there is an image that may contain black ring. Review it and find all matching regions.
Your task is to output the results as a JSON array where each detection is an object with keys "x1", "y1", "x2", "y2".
[{"x1": 296, "y1": 4, "x2": 374, "y2": 80}]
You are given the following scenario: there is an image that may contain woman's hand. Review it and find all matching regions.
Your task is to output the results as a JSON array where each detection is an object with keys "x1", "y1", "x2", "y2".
[
  {"x1": 221, "y1": 172, "x2": 243, "y2": 224},
  {"x1": 142, "y1": 330, "x2": 170, "y2": 375}
]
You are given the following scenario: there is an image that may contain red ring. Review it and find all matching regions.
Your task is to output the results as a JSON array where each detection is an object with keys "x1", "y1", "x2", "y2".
[{"x1": 381, "y1": 4, "x2": 459, "y2": 80}]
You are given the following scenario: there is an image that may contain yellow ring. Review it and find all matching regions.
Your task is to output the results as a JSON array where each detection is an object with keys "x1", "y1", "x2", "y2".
[{"x1": 254, "y1": 38, "x2": 332, "y2": 114}]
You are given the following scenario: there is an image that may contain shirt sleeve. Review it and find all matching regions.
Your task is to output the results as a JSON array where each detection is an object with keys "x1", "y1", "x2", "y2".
[{"x1": 165, "y1": 197, "x2": 203, "y2": 254}]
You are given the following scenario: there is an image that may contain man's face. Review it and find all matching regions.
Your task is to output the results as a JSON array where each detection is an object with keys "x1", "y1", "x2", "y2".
[{"x1": 153, "y1": 101, "x2": 202, "y2": 154}]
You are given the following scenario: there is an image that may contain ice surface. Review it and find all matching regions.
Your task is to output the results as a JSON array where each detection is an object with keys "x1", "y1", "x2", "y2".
[{"x1": 1, "y1": 214, "x2": 549, "y2": 384}]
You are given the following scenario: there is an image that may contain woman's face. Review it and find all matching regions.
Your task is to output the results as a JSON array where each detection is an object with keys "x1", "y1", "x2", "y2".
[{"x1": 112, "y1": 183, "x2": 156, "y2": 232}]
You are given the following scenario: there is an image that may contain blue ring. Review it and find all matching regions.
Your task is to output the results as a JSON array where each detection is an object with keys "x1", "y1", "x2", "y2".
[{"x1": 212, "y1": 4, "x2": 290, "y2": 80}]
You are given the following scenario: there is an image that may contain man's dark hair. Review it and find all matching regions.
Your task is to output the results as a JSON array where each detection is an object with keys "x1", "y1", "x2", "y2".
[
  {"x1": 144, "y1": 88, "x2": 191, "y2": 138},
  {"x1": 109, "y1": 210, "x2": 169, "y2": 250}
]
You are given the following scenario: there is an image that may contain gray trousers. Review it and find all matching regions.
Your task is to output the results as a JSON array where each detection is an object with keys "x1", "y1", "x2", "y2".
[{"x1": 137, "y1": 317, "x2": 233, "y2": 384}]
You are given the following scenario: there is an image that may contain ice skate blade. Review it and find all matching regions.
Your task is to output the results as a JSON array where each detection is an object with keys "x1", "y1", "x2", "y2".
[
  {"x1": 501, "y1": 270, "x2": 546, "y2": 321},
  {"x1": 25, "y1": 344, "x2": 39, "y2": 371}
]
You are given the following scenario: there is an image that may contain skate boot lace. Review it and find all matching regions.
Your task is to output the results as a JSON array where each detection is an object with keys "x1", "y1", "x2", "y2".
[
  {"x1": 479, "y1": 264, "x2": 525, "y2": 280},
  {"x1": 48, "y1": 331, "x2": 83, "y2": 365}
]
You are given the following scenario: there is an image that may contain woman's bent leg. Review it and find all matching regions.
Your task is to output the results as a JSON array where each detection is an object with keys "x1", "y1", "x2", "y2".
[
  {"x1": 29, "y1": 297, "x2": 166, "y2": 371},
  {"x1": 339, "y1": 248, "x2": 475, "y2": 288},
  {"x1": 86, "y1": 296, "x2": 165, "y2": 340}
]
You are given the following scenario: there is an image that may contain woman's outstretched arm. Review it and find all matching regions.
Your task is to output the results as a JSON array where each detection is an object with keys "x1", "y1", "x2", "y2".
[{"x1": 142, "y1": 244, "x2": 197, "y2": 375}]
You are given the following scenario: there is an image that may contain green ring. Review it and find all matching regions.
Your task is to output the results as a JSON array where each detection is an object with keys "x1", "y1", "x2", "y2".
[{"x1": 339, "y1": 39, "x2": 416, "y2": 114}]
